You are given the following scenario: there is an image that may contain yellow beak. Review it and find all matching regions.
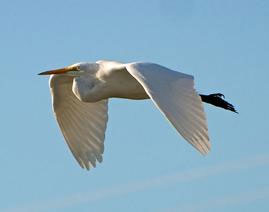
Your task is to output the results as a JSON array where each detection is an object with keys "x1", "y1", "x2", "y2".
[{"x1": 38, "y1": 67, "x2": 76, "y2": 75}]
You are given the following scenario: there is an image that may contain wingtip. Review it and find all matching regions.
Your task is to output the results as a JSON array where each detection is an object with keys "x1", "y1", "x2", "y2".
[
  {"x1": 197, "y1": 146, "x2": 210, "y2": 156},
  {"x1": 197, "y1": 138, "x2": 211, "y2": 156},
  {"x1": 201, "y1": 149, "x2": 210, "y2": 156}
]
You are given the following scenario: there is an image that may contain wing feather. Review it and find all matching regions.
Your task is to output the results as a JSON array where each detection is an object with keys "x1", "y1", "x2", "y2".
[
  {"x1": 126, "y1": 62, "x2": 210, "y2": 155},
  {"x1": 49, "y1": 75, "x2": 108, "y2": 170}
]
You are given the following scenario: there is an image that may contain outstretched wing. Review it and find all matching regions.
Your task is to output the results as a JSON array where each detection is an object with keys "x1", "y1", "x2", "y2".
[
  {"x1": 49, "y1": 75, "x2": 108, "y2": 170},
  {"x1": 126, "y1": 62, "x2": 210, "y2": 154}
]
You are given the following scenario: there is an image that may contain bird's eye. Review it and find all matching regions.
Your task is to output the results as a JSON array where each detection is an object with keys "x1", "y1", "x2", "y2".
[{"x1": 76, "y1": 66, "x2": 80, "y2": 71}]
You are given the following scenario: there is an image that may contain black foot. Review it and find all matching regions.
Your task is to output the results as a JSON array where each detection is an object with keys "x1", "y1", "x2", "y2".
[
  {"x1": 200, "y1": 93, "x2": 238, "y2": 114},
  {"x1": 209, "y1": 93, "x2": 225, "y2": 99}
]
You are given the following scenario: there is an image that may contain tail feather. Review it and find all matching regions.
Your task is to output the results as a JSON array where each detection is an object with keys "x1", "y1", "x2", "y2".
[{"x1": 200, "y1": 93, "x2": 238, "y2": 113}]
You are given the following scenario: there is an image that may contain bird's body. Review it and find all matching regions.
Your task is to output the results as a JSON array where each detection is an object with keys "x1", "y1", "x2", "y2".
[
  {"x1": 81, "y1": 60, "x2": 149, "y2": 101},
  {"x1": 39, "y1": 60, "x2": 237, "y2": 170}
]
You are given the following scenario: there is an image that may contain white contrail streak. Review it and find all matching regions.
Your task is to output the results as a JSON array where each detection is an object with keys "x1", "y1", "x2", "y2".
[
  {"x1": 3, "y1": 154, "x2": 269, "y2": 212},
  {"x1": 161, "y1": 187, "x2": 269, "y2": 212}
]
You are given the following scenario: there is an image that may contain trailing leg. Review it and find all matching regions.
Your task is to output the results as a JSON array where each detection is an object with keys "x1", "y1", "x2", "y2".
[{"x1": 199, "y1": 93, "x2": 238, "y2": 113}]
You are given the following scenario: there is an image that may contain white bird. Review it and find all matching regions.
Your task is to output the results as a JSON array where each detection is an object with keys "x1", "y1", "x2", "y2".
[{"x1": 39, "y1": 60, "x2": 237, "y2": 170}]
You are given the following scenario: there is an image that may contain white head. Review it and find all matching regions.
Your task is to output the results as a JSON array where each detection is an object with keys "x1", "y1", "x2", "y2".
[{"x1": 38, "y1": 62, "x2": 99, "y2": 76}]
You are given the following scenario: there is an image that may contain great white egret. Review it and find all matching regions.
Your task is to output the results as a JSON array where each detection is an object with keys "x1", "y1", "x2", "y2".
[{"x1": 39, "y1": 60, "x2": 237, "y2": 170}]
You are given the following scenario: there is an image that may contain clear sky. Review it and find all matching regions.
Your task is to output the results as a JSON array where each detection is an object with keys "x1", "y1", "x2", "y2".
[{"x1": 1, "y1": 0, "x2": 269, "y2": 211}]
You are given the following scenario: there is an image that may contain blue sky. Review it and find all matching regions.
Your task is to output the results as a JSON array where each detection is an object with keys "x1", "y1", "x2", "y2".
[{"x1": 1, "y1": 0, "x2": 269, "y2": 211}]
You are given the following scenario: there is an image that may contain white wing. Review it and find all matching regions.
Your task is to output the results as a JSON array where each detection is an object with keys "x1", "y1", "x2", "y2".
[
  {"x1": 49, "y1": 75, "x2": 108, "y2": 170},
  {"x1": 126, "y1": 62, "x2": 210, "y2": 154}
]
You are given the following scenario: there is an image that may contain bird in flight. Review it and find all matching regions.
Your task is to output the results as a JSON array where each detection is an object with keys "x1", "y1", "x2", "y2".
[{"x1": 39, "y1": 60, "x2": 237, "y2": 170}]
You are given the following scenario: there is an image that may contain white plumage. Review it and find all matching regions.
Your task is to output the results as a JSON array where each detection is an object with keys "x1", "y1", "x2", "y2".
[
  {"x1": 50, "y1": 75, "x2": 108, "y2": 170},
  {"x1": 40, "y1": 60, "x2": 210, "y2": 170}
]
